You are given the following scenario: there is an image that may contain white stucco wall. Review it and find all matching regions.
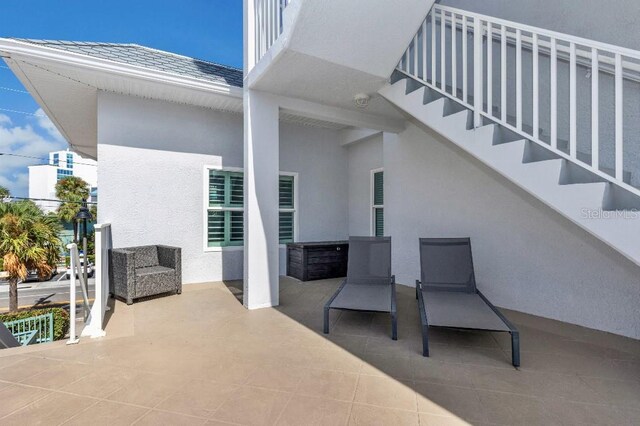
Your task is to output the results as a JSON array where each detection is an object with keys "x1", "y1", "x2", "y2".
[
  {"x1": 97, "y1": 91, "x2": 348, "y2": 284},
  {"x1": 384, "y1": 123, "x2": 640, "y2": 339},
  {"x1": 346, "y1": 135, "x2": 383, "y2": 236}
]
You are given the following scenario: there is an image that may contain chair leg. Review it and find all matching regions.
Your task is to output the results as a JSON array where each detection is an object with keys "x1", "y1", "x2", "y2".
[
  {"x1": 126, "y1": 297, "x2": 133, "y2": 306},
  {"x1": 511, "y1": 331, "x2": 520, "y2": 367},
  {"x1": 421, "y1": 326, "x2": 430, "y2": 357},
  {"x1": 323, "y1": 306, "x2": 330, "y2": 334},
  {"x1": 391, "y1": 311, "x2": 398, "y2": 340}
]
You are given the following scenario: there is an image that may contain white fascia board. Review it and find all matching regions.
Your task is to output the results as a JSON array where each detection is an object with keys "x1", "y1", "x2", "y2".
[
  {"x1": 272, "y1": 93, "x2": 405, "y2": 134},
  {"x1": 0, "y1": 38, "x2": 243, "y2": 99}
]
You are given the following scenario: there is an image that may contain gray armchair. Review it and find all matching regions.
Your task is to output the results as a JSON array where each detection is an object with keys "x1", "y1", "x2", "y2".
[{"x1": 110, "y1": 245, "x2": 182, "y2": 305}]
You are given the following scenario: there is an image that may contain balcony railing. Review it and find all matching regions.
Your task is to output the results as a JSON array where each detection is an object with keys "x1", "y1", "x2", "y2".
[
  {"x1": 398, "y1": 5, "x2": 640, "y2": 194},
  {"x1": 254, "y1": 0, "x2": 291, "y2": 64}
]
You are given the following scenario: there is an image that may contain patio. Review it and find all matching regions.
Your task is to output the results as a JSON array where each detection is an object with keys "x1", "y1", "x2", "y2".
[{"x1": 0, "y1": 277, "x2": 639, "y2": 425}]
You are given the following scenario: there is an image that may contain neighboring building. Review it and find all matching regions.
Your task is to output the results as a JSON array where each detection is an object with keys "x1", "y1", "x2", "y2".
[
  {"x1": 1, "y1": 0, "x2": 639, "y2": 342},
  {"x1": 28, "y1": 150, "x2": 97, "y2": 212}
]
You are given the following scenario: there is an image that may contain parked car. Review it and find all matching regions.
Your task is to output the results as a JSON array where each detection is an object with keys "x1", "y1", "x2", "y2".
[
  {"x1": 24, "y1": 265, "x2": 58, "y2": 282},
  {"x1": 66, "y1": 257, "x2": 94, "y2": 279}
]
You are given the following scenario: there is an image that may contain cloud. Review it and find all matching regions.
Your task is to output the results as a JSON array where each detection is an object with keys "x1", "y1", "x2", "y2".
[
  {"x1": 0, "y1": 109, "x2": 68, "y2": 197},
  {"x1": 33, "y1": 108, "x2": 64, "y2": 143},
  {"x1": 0, "y1": 172, "x2": 28, "y2": 197}
]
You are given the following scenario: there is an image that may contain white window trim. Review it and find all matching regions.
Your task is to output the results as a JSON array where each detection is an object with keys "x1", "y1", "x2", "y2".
[
  {"x1": 203, "y1": 165, "x2": 298, "y2": 252},
  {"x1": 370, "y1": 167, "x2": 384, "y2": 237}
]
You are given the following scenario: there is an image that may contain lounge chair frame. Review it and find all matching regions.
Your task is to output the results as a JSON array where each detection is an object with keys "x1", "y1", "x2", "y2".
[
  {"x1": 323, "y1": 237, "x2": 397, "y2": 340},
  {"x1": 416, "y1": 237, "x2": 520, "y2": 367}
]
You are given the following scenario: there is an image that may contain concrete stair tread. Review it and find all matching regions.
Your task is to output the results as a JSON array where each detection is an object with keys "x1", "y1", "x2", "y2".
[{"x1": 379, "y1": 76, "x2": 640, "y2": 267}]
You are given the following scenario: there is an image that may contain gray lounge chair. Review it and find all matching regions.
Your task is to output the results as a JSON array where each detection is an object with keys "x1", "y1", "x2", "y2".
[
  {"x1": 416, "y1": 238, "x2": 520, "y2": 367},
  {"x1": 324, "y1": 236, "x2": 397, "y2": 340}
]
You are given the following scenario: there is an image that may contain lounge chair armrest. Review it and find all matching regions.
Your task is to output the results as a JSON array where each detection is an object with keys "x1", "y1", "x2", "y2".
[
  {"x1": 110, "y1": 249, "x2": 136, "y2": 298},
  {"x1": 157, "y1": 245, "x2": 180, "y2": 270}
]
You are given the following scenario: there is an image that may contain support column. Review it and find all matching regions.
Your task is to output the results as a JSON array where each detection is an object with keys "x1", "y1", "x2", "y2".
[{"x1": 243, "y1": 89, "x2": 280, "y2": 309}]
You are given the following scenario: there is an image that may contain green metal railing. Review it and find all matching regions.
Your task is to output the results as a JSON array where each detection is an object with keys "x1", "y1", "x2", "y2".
[{"x1": 3, "y1": 313, "x2": 54, "y2": 344}]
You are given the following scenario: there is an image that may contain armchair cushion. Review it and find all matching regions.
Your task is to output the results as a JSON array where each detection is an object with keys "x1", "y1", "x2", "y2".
[
  {"x1": 132, "y1": 246, "x2": 159, "y2": 268},
  {"x1": 136, "y1": 265, "x2": 176, "y2": 296}
]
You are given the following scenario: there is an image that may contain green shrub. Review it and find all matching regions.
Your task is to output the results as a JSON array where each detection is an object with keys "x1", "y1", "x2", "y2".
[{"x1": 0, "y1": 307, "x2": 70, "y2": 341}]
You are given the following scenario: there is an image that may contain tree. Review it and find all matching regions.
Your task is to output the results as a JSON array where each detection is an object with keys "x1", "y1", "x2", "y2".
[
  {"x1": 55, "y1": 176, "x2": 90, "y2": 223},
  {"x1": 0, "y1": 201, "x2": 62, "y2": 312},
  {"x1": 0, "y1": 186, "x2": 9, "y2": 199}
]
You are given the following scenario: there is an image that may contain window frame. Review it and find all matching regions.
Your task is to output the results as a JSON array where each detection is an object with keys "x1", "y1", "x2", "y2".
[
  {"x1": 370, "y1": 168, "x2": 384, "y2": 237},
  {"x1": 203, "y1": 166, "x2": 298, "y2": 252}
]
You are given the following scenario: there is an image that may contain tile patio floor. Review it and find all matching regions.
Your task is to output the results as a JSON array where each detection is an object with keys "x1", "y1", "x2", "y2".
[{"x1": 0, "y1": 277, "x2": 639, "y2": 425}]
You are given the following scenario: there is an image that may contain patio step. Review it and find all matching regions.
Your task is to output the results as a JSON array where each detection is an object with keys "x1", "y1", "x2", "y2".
[{"x1": 379, "y1": 75, "x2": 640, "y2": 267}]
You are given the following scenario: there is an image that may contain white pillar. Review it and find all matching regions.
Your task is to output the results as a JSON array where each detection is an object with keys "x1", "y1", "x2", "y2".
[{"x1": 243, "y1": 89, "x2": 280, "y2": 309}]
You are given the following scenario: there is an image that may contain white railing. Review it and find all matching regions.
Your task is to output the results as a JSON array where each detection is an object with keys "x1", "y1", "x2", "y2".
[
  {"x1": 66, "y1": 243, "x2": 91, "y2": 344},
  {"x1": 254, "y1": 0, "x2": 291, "y2": 64},
  {"x1": 398, "y1": 5, "x2": 640, "y2": 195},
  {"x1": 67, "y1": 223, "x2": 112, "y2": 343},
  {"x1": 81, "y1": 223, "x2": 111, "y2": 339}
]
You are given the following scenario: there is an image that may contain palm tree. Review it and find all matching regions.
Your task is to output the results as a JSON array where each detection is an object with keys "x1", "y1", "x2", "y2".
[
  {"x1": 0, "y1": 186, "x2": 9, "y2": 199},
  {"x1": 55, "y1": 176, "x2": 90, "y2": 223},
  {"x1": 56, "y1": 177, "x2": 95, "y2": 244},
  {"x1": 0, "y1": 201, "x2": 62, "y2": 312}
]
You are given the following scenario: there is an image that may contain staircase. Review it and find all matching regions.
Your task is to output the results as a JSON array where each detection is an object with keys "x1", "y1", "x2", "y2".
[{"x1": 380, "y1": 5, "x2": 640, "y2": 266}]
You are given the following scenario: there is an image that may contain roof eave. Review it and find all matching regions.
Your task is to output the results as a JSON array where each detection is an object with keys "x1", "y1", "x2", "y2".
[{"x1": 0, "y1": 38, "x2": 243, "y2": 99}]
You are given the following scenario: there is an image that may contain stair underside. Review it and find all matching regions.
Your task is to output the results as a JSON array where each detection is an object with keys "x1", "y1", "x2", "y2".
[{"x1": 379, "y1": 76, "x2": 640, "y2": 267}]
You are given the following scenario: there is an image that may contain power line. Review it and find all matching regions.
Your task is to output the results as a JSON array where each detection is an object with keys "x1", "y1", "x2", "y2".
[
  {"x1": 0, "y1": 152, "x2": 97, "y2": 167},
  {"x1": 3, "y1": 196, "x2": 97, "y2": 205},
  {"x1": 0, "y1": 86, "x2": 28, "y2": 94},
  {"x1": 0, "y1": 107, "x2": 45, "y2": 117}
]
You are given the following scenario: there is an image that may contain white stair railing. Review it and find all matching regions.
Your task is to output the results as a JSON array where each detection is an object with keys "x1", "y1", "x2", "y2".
[
  {"x1": 398, "y1": 5, "x2": 640, "y2": 196},
  {"x1": 67, "y1": 223, "x2": 112, "y2": 343},
  {"x1": 254, "y1": 0, "x2": 291, "y2": 64},
  {"x1": 66, "y1": 243, "x2": 91, "y2": 345},
  {"x1": 81, "y1": 223, "x2": 111, "y2": 339}
]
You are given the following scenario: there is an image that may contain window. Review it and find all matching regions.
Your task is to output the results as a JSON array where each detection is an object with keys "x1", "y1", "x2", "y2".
[
  {"x1": 372, "y1": 169, "x2": 384, "y2": 237},
  {"x1": 57, "y1": 168, "x2": 73, "y2": 181},
  {"x1": 279, "y1": 175, "x2": 295, "y2": 243},
  {"x1": 205, "y1": 168, "x2": 296, "y2": 248},
  {"x1": 66, "y1": 153, "x2": 74, "y2": 169},
  {"x1": 206, "y1": 170, "x2": 244, "y2": 247},
  {"x1": 52, "y1": 153, "x2": 59, "y2": 166}
]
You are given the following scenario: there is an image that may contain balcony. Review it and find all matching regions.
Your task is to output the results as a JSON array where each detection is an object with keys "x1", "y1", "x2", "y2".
[{"x1": 0, "y1": 277, "x2": 638, "y2": 424}]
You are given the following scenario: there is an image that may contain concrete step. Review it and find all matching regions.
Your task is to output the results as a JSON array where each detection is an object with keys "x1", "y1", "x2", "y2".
[{"x1": 379, "y1": 76, "x2": 640, "y2": 267}]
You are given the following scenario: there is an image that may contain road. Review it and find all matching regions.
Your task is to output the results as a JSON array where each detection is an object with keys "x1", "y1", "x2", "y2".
[{"x1": 0, "y1": 273, "x2": 95, "y2": 311}]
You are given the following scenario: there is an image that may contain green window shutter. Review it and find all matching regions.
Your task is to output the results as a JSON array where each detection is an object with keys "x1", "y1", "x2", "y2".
[
  {"x1": 279, "y1": 175, "x2": 294, "y2": 208},
  {"x1": 373, "y1": 171, "x2": 384, "y2": 206},
  {"x1": 374, "y1": 208, "x2": 384, "y2": 237},
  {"x1": 207, "y1": 211, "x2": 226, "y2": 246},
  {"x1": 229, "y1": 211, "x2": 244, "y2": 244},
  {"x1": 209, "y1": 172, "x2": 226, "y2": 206},
  {"x1": 229, "y1": 173, "x2": 244, "y2": 207},
  {"x1": 279, "y1": 211, "x2": 294, "y2": 243}
]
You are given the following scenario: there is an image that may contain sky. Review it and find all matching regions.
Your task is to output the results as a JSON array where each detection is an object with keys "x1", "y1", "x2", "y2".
[{"x1": 0, "y1": 0, "x2": 243, "y2": 197}]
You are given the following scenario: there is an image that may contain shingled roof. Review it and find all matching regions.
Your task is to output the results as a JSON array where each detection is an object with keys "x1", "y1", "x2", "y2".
[{"x1": 12, "y1": 39, "x2": 243, "y2": 88}]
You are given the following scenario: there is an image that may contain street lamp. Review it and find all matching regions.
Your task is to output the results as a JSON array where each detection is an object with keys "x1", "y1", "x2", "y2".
[{"x1": 75, "y1": 200, "x2": 93, "y2": 288}]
